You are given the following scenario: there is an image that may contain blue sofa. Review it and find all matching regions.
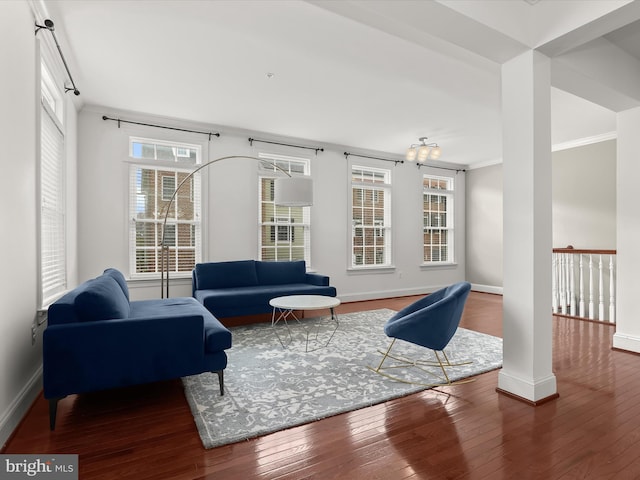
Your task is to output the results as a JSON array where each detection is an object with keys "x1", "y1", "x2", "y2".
[
  {"x1": 43, "y1": 268, "x2": 231, "y2": 430},
  {"x1": 192, "y1": 260, "x2": 337, "y2": 318}
]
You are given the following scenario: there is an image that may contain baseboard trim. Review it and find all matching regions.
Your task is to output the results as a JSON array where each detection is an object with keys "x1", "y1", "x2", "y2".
[
  {"x1": 497, "y1": 370, "x2": 557, "y2": 403},
  {"x1": 335, "y1": 284, "x2": 503, "y2": 303},
  {"x1": 471, "y1": 284, "x2": 503, "y2": 295},
  {"x1": 496, "y1": 388, "x2": 559, "y2": 406},
  {"x1": 0, "y1": 366, "x2": 42, "y2": 451},
  {"x1": 612, "y1": 332, "x2": 640, "y2": 354},
  {"x1": 338, "y1": 286, "x2": 445, "y2": 303}
]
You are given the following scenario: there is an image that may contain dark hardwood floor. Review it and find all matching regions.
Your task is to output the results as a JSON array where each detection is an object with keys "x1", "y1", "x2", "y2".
[{"x1": 4, "y1": 292, "x2": 640, "y2": 479}]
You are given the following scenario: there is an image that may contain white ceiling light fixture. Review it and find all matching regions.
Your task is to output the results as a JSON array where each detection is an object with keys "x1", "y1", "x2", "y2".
[{"x1": 406, "y1": 137, "x2": 442, "y2": 162}]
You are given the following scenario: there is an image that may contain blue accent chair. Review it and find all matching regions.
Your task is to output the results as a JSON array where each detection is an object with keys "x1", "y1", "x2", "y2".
[{"x1": 370, "y1": 282, "x2": 473, "y2": 386}]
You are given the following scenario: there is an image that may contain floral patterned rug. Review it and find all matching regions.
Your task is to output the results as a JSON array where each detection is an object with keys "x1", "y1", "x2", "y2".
[{"x1": 182, "y1": 309, "x2": 502, "y2": 449}]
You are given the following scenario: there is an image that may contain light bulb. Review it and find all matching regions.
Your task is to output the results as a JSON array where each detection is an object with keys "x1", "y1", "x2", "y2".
[
  {"x1": 417, "y1": 145, "x2": 430, "y2": 162},
  {"x1": 405, "y1": 147, "x2": 417, "y2": 162},
  {"x1": 430, "y1": 145, "x2": 442, "y2": 160}
]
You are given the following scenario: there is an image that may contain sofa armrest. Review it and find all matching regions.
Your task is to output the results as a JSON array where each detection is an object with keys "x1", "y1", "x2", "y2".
[
  {"x1": 192, "y1": 269, "x2": 198, "y2": 296},
  {"x1": 305, "y1": 272, "x2": 330, "y2": 287},
  {"x1": 43, "y1": 314, "x2": 206, "y2": 399}
]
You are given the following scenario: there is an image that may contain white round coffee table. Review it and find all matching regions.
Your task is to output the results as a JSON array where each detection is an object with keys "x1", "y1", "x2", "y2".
[{"x1": 269, "y1": 295, "x2": 341, "y2": 352}]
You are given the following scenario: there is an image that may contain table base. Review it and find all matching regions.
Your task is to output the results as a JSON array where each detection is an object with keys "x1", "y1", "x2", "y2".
[{"x1": 271, "y1": 307, "x2": 339, "y2": 352}]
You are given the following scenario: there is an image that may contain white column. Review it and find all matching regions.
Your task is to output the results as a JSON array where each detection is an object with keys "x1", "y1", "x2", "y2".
[
  {"x1": 613, "y1": 107, "x2": 640, "y2": 352},
  {"x1": 499, "y1": 50, "x2": 557, "y2": 402}
]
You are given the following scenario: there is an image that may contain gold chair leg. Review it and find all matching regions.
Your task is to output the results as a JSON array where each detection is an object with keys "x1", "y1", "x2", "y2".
[
  {"x1": 434, "y1": 350, "x2": 451, "y2": 384},
  {"x1": 373, "y1": 338, "x2": 396, "y2": 372},
  {"x1": 368, "y1": 341, "x2": 475, "y2": 387},
  {"x1": 440, "y1": 349, "x2": 472, "y2": 367}
]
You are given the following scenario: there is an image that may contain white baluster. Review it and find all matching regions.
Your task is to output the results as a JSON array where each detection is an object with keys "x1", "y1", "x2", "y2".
[
  {"x1": 609, "y1": 255, "x2": 616, "y2": 323},
  {"x1": 598, "y1": 255, "x2": 604, "y2": 321},
  {"x1": 579, "y1": 254, "x2": 585, "y2": 317},
  {"x1": 551, "y1": 250, "x2": 616, "y2": 322},
  {"x1": 589, "y1": 255, "x2": 595, "y2": 320},
  {"x1": 560, "y1": 254, "x2": 567, "y2": 314},
  {"x1": 552, "y1": 253, "x2": 558, "y2": 314},
  {"x1": 569, "y1": 253, "x2": 576, "y2": 316}
]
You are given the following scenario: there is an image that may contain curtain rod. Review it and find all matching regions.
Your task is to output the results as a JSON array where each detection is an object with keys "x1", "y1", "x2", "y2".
[
  {"x1": 248, "y1": 138, "x2": 324, "y2": 155},
  {"x1": 343, "y1": 152, "x2": 404, "y2": 166},
  {"x1": 416, "y1": 163, "x2": 466, "y2": 173},
  {"x1": 35, "y1": 19, "x2": 80, "y2": 96},
  {"x1": 102, "y1": 116, "x2": 221, "y2": 140},
  {"x1": 344, "y1": 152, "x2": 465, "y2": 173}
]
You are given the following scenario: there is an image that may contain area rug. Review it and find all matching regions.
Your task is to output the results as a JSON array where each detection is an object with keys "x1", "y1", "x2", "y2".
[{"x1": 182, "y1": 309, "x2": 502, "y2": 449}]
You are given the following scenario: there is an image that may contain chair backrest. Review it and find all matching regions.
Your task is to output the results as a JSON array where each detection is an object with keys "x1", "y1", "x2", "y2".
[{"x1": 384, "y1": 281, "x2": 471, "y2": 351}]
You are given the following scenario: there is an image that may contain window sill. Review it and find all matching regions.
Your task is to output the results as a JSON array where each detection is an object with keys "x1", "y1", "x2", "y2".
[
  {"x1": 347, "y1": 265, "x2": 396, "y2": 274},
  {"x1": 128, "y1": 275, "x2": 192, "y2": 288},
  {"x1": 420, "y1": 262, "x2": 458, "y2": 270},
  {"x1": 39, "y1": 290, "x2": 70, "y2": 313}
]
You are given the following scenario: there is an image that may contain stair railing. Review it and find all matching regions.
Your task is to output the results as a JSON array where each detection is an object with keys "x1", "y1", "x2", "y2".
[{"x1": 552, "y1": 248, "x2": 616, "y2": 323}]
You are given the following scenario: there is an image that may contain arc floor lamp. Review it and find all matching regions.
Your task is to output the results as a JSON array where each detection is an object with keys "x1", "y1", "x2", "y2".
[{"x1": 160, "y1": 155, "x2": 313, "y2": 298}]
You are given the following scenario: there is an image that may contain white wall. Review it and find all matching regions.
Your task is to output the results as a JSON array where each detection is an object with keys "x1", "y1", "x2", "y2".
[
  {"x1": 613, "y1": 107, "x2": 640, "y2": 353},
  {"x1": 466, "y1": 139, "x2": 617, "y2": 290},
  {"x1": 552, "y1": 140, "x2": 616, "y2": 249},
  {"x1": 0, "y1": 0, "x2": 79, "y2": 448},
  {"x1": 77, "y1": 106, "x2": 466, "y2": 302},
  {"x1": 0, "y1": 0, "x2": 39, "y2": 448},
  {"x1": 465, "y1": 163, "x2": 503, "y2": 290}
]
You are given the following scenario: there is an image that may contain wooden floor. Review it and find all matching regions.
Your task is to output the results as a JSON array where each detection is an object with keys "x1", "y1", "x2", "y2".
[{"x1": 4, "y1": 292, "x2": 640, "y2": 479}]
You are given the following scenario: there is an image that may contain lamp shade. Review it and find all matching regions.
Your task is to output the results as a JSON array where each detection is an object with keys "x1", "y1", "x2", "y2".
[
  {"x1": 417, "y1": 145, "x2": 430, "y2": 162},
  {"x1": 406, "y1": 147, "x2": 417, "y2": 162},
  {"x1": 274, "y1": 176, "x2": 313, "y2": 206}
]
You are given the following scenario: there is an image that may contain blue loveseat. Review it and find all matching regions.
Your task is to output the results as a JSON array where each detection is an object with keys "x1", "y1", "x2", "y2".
[
  {"x1": 43, "y1": 268, "x2": 231, "y2": 430},
  {"x1": 192, "y1": 260, "x2": 337, "y2": 319}
]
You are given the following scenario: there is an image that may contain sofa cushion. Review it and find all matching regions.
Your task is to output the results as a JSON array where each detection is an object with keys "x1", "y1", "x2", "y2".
[
  {"x1": 195, "y1": 260, "x2": 258, "y2": 290},
  {"x1": 129, "y1": 296, "x2": 204, "y2": 318},
  {"x1": 103, "y1": 268, "x2": 129, "y2": 301},
  {"x1": 195, "y1": 283, "x2": 337, "y2": 318},
  {"x1": 130, "y1": 297, "x2": 232, "y2": 352},
  {"x1": 255, "y1": 260, "x2": 307, "y2": 285},
  {"x1": 75, "y1": 275, "x2": 130, "y2": 322}
]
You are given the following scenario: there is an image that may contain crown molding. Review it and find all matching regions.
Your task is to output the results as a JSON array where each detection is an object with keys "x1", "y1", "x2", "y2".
[{"x1": 552, "y1": 131, "x2": 617, "y2": 152}]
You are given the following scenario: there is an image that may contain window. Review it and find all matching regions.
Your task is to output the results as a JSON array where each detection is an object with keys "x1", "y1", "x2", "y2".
[
  {"x1": 258, "y1": 153, "x2": 310, "y2": 263},
  {"x1": 129, "y1": 138, "x2": 202, "y2": 277},
  {"x1": 270, "y1": 217, "x2": 295, "y2": 243},
  {"x1": 423, "y1": 175, "x2": 454, "y2": 264},
  {"x1": 351, "y1": 166, "x2": 391, "y2": 268},
  {"x1": 161, "y1": 176, "x2": 176, "y2": 201},
  {"x1": 39, "y1": 60, "x2": 66, "y2": 306}
]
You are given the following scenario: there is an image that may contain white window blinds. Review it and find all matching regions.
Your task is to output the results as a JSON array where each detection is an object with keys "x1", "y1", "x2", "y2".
[{"x1": 40, "y1": 100, "x2": 66, "y2": 304}]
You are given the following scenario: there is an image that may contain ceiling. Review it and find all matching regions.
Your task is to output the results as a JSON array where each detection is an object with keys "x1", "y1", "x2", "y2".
[{"x1": 39, "y1": 0, "x2": 640, "y2": 167}]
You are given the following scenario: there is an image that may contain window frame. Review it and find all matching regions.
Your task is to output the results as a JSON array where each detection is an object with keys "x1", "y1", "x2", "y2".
[
  {"x1": 349, "y1": 164, "x2": 393, "y2": 269},
  {"x1": 422, "y1": 174, "x2": 455, "y2": 265},
  {"x1": 128, "y1": 137, "x2": 203, "y2": 279},
  {"x1": 258, "y1": 153, "x2": 311, "y2": 265}
]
